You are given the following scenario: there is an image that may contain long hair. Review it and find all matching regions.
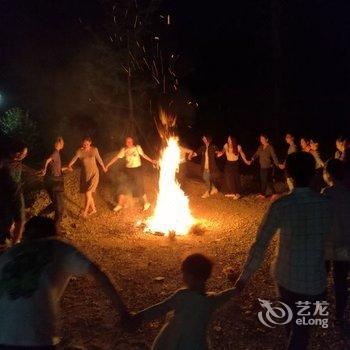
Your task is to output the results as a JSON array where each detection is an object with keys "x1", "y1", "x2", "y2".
[{"x1": 227, "y1": 135, "x2": 238, "y2": 155}]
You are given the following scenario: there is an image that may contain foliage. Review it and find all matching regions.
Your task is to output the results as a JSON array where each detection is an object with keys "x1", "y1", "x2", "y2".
[{"x1": 0, "y1": 108, "x2": 38, "y2": 148}]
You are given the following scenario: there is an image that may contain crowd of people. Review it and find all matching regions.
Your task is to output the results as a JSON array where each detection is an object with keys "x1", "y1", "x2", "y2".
[{"x1": 0, "y1": 132, "x2": 349, "y2": 349}]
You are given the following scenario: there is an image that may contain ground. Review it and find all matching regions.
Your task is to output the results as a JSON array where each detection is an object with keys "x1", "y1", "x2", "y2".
[{"x1": 30, "y1": 169, "x2": 350, "y2": 350}]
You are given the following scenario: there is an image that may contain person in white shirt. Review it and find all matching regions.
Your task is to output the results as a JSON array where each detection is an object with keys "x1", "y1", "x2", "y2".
[
  {"x1": 0, "y1": 216, "x2": 129, "y2": 349},
  {"x1": 106, "y1": 136, "x2": 157, "y2": 212},
  {"x1": 217, "y1": 135, "x2": 250, "y2": 199}
]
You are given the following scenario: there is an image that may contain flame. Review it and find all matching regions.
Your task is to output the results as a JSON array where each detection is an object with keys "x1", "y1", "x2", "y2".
[{"x1": 146, "y1": 137, "x2": 194, "y2": 236}]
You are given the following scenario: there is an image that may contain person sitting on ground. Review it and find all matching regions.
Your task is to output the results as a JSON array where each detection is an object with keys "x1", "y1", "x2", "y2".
[
  {"x1": 129, "y1": 253, "x2": 237, "y2": 350},
  {"x1": 235, "y1": 152, "x2": 330, "y2": 350},
  {"x1": 105, "y1": 136, "x2": 157, "y2": 212},
  {"x1": 322, "y1": 159, "x2": 350, "y2": 328},
  {"x1": 0, "y1": 216, "x2": 129, "y2": 350},
  {"x1": 0, "y1": 139, "x2": 28, "y2": 250}
]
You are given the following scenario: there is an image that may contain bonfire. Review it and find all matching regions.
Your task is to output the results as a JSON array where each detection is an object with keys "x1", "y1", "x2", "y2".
[{"x1": 145, "y1": 136, "x2": 195, "y2": 236}]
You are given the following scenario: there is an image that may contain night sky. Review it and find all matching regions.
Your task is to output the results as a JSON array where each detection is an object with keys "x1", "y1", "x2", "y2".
[{"x1": 1, "y1": 0, "x2": 350, "y2": 152}]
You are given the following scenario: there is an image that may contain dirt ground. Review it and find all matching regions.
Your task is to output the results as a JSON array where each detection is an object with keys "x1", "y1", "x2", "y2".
[{"x1": 30, "y1": 168, "x2": 350, "y2": 350}]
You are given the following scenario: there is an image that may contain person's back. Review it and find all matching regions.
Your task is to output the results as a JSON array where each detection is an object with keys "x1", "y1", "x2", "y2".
[
  {"x1": 132, "y1": 254, "x2": 236, "y2": 350},
  {"x1": 271, "y1": 188, "x2": 329, "y2": 294},
  {"x1": 0, "y1": 238, "x2": 91, "y2": 347}
]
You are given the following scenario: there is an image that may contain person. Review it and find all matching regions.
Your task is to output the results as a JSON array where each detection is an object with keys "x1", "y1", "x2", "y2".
[
  {"x1": 105, "y1": 136, "x2": 156, "y2": 212},
  {"x1": 300, "y1": 138, "x2": 311, "y2": 152},
  {"x1": 217, "y1": 135, "x2": 250, "y2": 199},
  {"x1": 39, "y1": 137, "x2": 66, "y2": 234},
  {"x1": 282, "y1": 134, "x2": 298, "y2": 190},
  {"x1": 0, "y1": 139, "x2": 28, "y2": 249},
  {"x1": 193, "y1": 135, "x2": 221, "y2": 199},
  {"x1": 285, "y1": 133, "x2": 298, "y2": 155},
  {"x1": 0, "y1": 216, "x2": 129, "y2": 349},
  {"x1": 310, "y1": 139, "x2": 325, "y2": 193},
  {"x1": 68, "y1": 137, "x2": 106, "y2": 218},
  {"x1": 129, "y1": 253, "x2": 237, "y2": 350},
  {"x1": 235, "y1": 152, "x2": 330, "y2": 350},
  {"x1": 322, "y1": 159, "x2": 350, "y2": 327},
  {"x1": 177, "y1": 145, "x2": 195, "y2": 186},
  {"x1": 250, "y1": 134, "x2": 281, "y2": 198},
  {"x1": 335, "y1": 137, "x2": 348, "y2": 161}
]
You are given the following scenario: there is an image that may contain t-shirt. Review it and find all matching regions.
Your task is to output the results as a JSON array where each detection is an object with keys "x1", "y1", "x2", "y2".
[
  {"x1": 117, "y1": 145, "x2": 144, "y2": 168},
  {"x1": 223, "y1": 144, "x2": 241, "y2": 162},
  {"x1": 0, "y1": 239, "x2": 91, "y2": 346},
  {"x1": 48, "y1": 150, "x2": 62, "y2": 177},
  {"x1": 137, "y1": 288, "x2": 235, "y2": 350}
]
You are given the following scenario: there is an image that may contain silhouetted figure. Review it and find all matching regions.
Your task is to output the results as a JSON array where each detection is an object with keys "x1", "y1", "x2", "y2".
[
  {"x1": 0, "y1": 216, "x2": 129, "y2": 349},
  {"x1": 0, "y1": 140, "x2": 28, "y2": 249},
  {"x1": 130, "y1": 254, "x2": 237, "y2": 350},
  {"x1": 235, "y1": 152, "x2": 330, "y2": 350},
  {"x1": 323, "y1": 159, "x2": 350, "y2": 328},
  {"x1": 39, "y1": 137, "x2": 66, "y2": 234}
]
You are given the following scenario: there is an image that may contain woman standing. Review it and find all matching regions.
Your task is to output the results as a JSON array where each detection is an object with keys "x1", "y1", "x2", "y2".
[
  {"x1": 217, "y1": 135, "x2": 250, "y2": 199},
  {"x1": 105, "y1": 136, "x2": 156, "y2": 212},
  {"x1": 251, "y1": 134, "x2": 281, "y2": 198},
  {"x1": 68, "y1": 137, "x2": 106, "y2": 218}
]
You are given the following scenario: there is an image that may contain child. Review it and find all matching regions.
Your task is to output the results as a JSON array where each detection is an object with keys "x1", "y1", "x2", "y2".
[
  {"x1": 130, "y1": 254, "x2": 236, "y2": 350},
  {"x1": 323, "y1": 159, "x2": 350, "y2": 326}
]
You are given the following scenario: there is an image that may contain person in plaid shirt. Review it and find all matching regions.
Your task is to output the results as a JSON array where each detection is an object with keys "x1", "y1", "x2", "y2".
[{"x1": 235, "y1": 152, "x2": 330, "y2": 350}]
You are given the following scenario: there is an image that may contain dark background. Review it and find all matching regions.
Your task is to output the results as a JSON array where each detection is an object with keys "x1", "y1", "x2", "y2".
[{"x1": 1, "y1": 0, "x2": 349, "y2": 158}]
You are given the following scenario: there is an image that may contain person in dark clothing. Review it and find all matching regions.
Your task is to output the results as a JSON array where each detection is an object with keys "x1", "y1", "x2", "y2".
[
  {"x1": 217, "y1": 135, "x2": 250, "y2": 199},
  {"x1": 0, "y1": 140, "x2": 28, "y2": 249},
  {"x1": 235, "y1": 152, "x2": 330, "y2": 350},
  {"x1": 250, "y1": 135, "x2": 281, "y2": 198},
  {"x1": 323, "y1": 159, "x2": 350, "y2": 328},
  {"x1": 39, "y1": 137, "x2": 66, "y2": 234},
  {"x1": 193, "y1": 135, "x2": 221, "y2": 198}
]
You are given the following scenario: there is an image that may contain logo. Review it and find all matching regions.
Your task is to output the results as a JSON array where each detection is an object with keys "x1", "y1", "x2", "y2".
[
  {"x1": 258, "y1": 299, "x2": 293, "y2": 328},
  {"x1": 258, "y1": 299, "x2": 329, "y2": 329}
]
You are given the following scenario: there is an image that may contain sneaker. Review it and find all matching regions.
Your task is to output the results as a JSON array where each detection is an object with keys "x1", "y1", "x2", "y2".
[
  {"x1": 143, "y1": 202, "x2": 151, "y2": 211},
  {"x1": 113, "y1": 204, "x2": 123, "y2": 213},
  {"x1": 210, "y1": 187, "x2": 218, "y2": 195},
  {"x1": 201, "y1": 191, "x2": 210, "y2": 199}
]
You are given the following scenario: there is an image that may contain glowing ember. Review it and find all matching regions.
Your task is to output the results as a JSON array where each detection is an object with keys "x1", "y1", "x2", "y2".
[{"x1": 146, "y1": 137, "x2": 194, "y2": 236}]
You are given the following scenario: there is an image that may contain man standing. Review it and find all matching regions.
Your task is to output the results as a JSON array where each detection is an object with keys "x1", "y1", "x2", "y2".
[
  {"x1": 40, "y1": 137, "x2": 66, "y2": 234},
  {"x1": 235, "y1": 152, "x2": 330, "y2": 350}
]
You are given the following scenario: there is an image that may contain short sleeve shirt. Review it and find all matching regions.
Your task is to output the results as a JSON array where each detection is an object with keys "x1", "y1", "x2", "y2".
[
  {"x1": 0, "y1": 239, "x2": 91, "y2": 346},
  {"x1": 117, "y1": 145, "x2": 144, "y2": 168}
]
